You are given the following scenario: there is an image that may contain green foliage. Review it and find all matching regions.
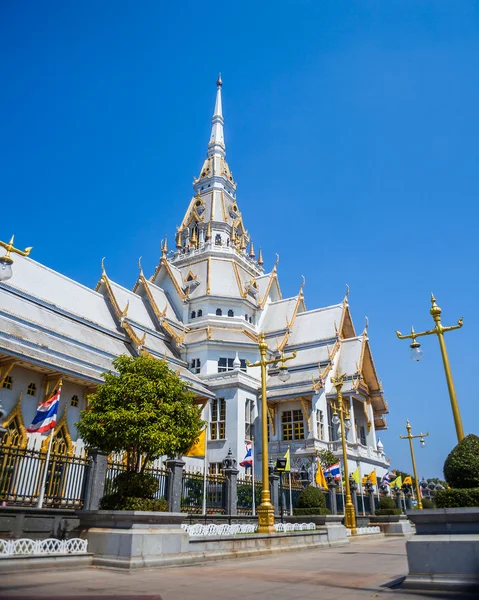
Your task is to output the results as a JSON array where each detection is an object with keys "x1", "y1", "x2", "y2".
[
  {"x1": 378, "y1": 496, "x2": 397, "y2": 510},
  {"x1": 443, "y1": 434, "x2": 479, "y2": 489},
  {"x1": 435, "y1": 488, "x2": 479, "y2": 508},
  {"x1": 428, "y1": 477, "x2": 448, "y2": 487},
  {"x1": 237, "y1": 483, "x2": 260, "y2": 508},
  {"x1": 114, "y1": 471, "x2": 158, "y2": 499},
  {"x1": 316, "y1": 450, "x2": 337, "y2": 470},
  {"x1": 100, "y1": 495, "x2": 168, "y2": 512},
  {"x1": 293, "y1": 507, "x2": 331, "y2": 516},
  {"x1": 421, "y1": 498, "x2": 435, "y2": 509},
  {"x1": 76, "y1": 354, "x2": 204, "y2": 471},
  {"x1": 375, "y1": 508, "x2": 402, "y2": 516},
  {"x1": 297, "y1": 485, "x2": 327, "y2": 509}
]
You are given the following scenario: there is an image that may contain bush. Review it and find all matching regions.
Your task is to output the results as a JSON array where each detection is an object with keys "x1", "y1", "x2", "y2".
[
  {"x1": 378, "y1": 496, "x2": 397, "y2": 510},
  {"x1": 443, "y1": 434, "x2": 479, "y2": 489},
  {"x1": 375, "y1": 508, "x2": 401, "y2": 516},
  {"x1": 297, "y1": 486, "x2": 327, "y2": 509},
  {"x1": 435, "y1": 488, "x2": 479, "y2": 508},
  {"x1": 293, "y1": 507, "x2": 331, "y2": 516},
  {"x1": 421, "y1": 498, "x2": 435, "y2": 509},
  {"x1": 100, "y1": 495, "x2": 168, "y2": 512},
  {"x1": 113, "y1": 471, "x2": 159, "y2": 499}
]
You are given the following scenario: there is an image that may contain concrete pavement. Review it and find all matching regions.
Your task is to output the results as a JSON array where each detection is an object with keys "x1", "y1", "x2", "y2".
[{"x1": 0, "y1": 536, "x2": 474, "y2": 599}]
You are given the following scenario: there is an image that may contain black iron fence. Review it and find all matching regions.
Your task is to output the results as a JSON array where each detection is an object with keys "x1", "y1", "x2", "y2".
[
  {"x1": 181, "y1": 470, "x2": 226, "y2": 514},
  {"x1": 237, "y1": 476, "x2": 262, "y2": 515},
  {"x1": 0, "y1": 445, "x2": 89, "y2": 508},
  {"x1": 105, "y1": 458, "x2": 169, "y2": 500}
]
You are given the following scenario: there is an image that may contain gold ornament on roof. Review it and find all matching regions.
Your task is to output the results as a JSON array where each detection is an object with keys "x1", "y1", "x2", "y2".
[
  {"x1": 0, "y1": 235, "x2": 32, "y2": 264},
  {"x1": 257, "y1": 248, "x2": 264, "y2": 266}
]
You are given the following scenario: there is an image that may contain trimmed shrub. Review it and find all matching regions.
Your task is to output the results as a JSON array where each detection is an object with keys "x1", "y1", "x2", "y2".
[
  {"x1": 113, "y1": 471, "x2": 159, "y2": 499},
  {"x1": 375, "y1": 508, "x2": 401, "y2": 516},
  {"x1": 435, "y1": 488, "x2": 479, "y2": 508},
  {"x1": 421, "y1": 498, "x2": 435, "y2": 509},
  {"x1": 297, "y1": 486, "x2": 327, "y2": 509},
  {"x1": 293, "y1": 507, "x2": 331, "y2": 516},
  {"x1": 100, "y1": 495, "x2": 168, "y2": 512},
  {"x1": 443, "y1": 434, "x2": 479, "y2": 489},
  {"x1": 378, "y1": 496, "x2": 397, "y2": 510}
]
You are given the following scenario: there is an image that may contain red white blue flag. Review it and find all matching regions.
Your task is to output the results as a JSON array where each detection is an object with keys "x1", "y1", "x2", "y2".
[
  {"x1": 26, "y1": 387, "x2": 62, "y2": 434},
  {"x1": 382, "y1": 472, "x2": 391, "y2": 487},
  {"x1": 324, "y1": 462, "x2": 341, "y2": 480},
  {"x1": 240, "y1": 441, "x2": 253, "y2": 468}
]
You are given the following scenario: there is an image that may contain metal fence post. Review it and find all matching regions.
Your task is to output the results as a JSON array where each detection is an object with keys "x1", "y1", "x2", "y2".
[
  {"x1": 82, "y1": 449, "x2": 108, "y2": 511},
  {"x1": 223, "y1": 465, "x2": 239, "y2": 516},
  {"x1": 327, "y1": 479, "x2": 338, "y2": 515},
  {"x1": 269, "y1": 471, "x2": 280, "y2": 517},
  {"x1": 166, "y1": 458, "x2": 185, "y2": 513}
]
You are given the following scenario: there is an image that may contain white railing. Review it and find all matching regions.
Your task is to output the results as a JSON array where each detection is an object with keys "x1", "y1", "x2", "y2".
[
  {"x1": 181, "y1": 522, "x2": 317, "y2": 537},
  {"x1": 346, "y1": 526, "x2": 381, "y2": 536},
  {"x1": 0, "y1": 538, "x2": 88, "y2": 557}
]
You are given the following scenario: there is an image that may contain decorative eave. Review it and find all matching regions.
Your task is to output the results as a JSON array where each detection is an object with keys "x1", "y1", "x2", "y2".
[
  {"x1": 2, "y1": 392, "x2": 27, "y2": 448},
  {"x1": 338, "y1": 295, "x2": 356, "y2": 339},
  {"x1": 181, "y1": 206, "x2": 205, "y2": 230},
  {"x1": 258, "y1": 266, "x2": 282, "y2": 309},
  {"x1": 277, "y1": 281, "x2": 306, "y2": 351},
  {"x1": 150, "y1": 257, "x2": 188, "y2": 301}
]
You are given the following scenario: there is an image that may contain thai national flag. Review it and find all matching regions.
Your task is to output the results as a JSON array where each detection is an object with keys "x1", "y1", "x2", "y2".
[
  {"x1": 27, "y1": 387, "x2": 62, "y2": 434},
  {"x1": 324, "y1": 462, "x2": 341, "y2": 480},
  {"x1": 240, "y1": 441, "x2": 253, "y2": 468},
  {"x1": 382, "y1": 472, "x2": 391, "y2": 487}
]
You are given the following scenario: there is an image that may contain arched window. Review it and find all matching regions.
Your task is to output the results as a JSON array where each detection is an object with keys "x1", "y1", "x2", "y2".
[
  {"x1": 27, "y1": 383, "x2": 37, "y2": 396},
  {"x1": 216, "y1": 308, "x2": 222, "y2": 316},
  {"x1": 249, "y1": 316, "x2": 253, "y2": 324},
  {"x1": 228, "y1": 309, "x2": 234, "y2": 317},
  {"x1": 197, "y1": 309, "x2": 203, "y2": 317},
  {"x1": 71, "y1": 395, "x2": 79, "y2": 407},
  {"x1": 245, "y1": 314, "x2": 249, "y2": 321},
  {"x1": 2, "y1": 376, "x2": 13, "y2": 390},
  {"x1": 191, "y1": 311, "x2": 196, "y2": 319}
]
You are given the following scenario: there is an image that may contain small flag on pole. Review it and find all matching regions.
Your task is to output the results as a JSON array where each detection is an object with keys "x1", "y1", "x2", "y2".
[
  {"x1": 351, "y1": 467, "x2": 361, "y2": 485},
  {"x1": 403, "y1": 476, "x2": 412, "y2": 485},
  {"x1": 324, "y1": 462, "x2": 341, "y2": 480},
  {"x1": 240, "y1": 441, "x2": 253, "y2": 467},
  {"x1": 27, "y1": 387, "x2": 61, "y2": 434},
  {"x1": 315, "y1": 463, "x2": 328, "y2": 488},
  {"x1": 381, "y1": 472, "x2": 391, "y2": 487},
  {"x1": 185, "y1": 428, "x2": 206, "y2": 457},
  {"x1": 367, "y1": 470, "x2": 377, "y2": 485},
  {"x1": 283, "y1": 448, "x2": 291, "y2": 471}
]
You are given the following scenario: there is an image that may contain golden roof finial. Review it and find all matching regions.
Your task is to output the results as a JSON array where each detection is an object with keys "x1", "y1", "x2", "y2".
[
  {"x1": 0, "y1": 235, "x2": 33, "y2": 262},
  {"x1": 344, "y1": 284, "x2": 350, "y2": 302},
  {"x1": 300, "y1": 275, "x2": 306, "y2": 295},
  {"x1": 191, "y1": 228, "x2": 198, "y2": 248},
  {"x1": 258, "y1": 248, "x2": 264, "y2": 266},
  {"x1": 138, "y1": 256, "x2": 143, "y2": 276},
  {"x1": 363, "y1": 316, "x2": 369, "y2": 335},
  {"x1": 273, "y1": 253, "x2": 280, "y2": 271},
  {"x1": 101, "y1": 257, "x2": 106, "y2": 277},
  {"x1": 175, "y1": 229, "x2": 182, "y2": 249},
  {"x1": 161, "y1": 237, "x2": 168, "y2": 257},
  {"x1": 249, "y1": 240, "x2": 255, "y2": 258},
  {"x1": 206, "y1": 221, "x2": 211, "y2": 241},
  {"x1": 240, "y1": 235, "x2": 247, "y2": 251}
]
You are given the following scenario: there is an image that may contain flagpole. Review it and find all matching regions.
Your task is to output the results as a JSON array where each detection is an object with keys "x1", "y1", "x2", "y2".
[
  {"x1": 202, "y1": 440, "x2": 208, "y2": 515},
  {"x1": 288, "y1": 445, "x2": 293, "y2": 516},
  {"x1": 359, "y1": 464, "x2": 366, "y2": 516},
  {"x1": 37, "y1": 428, "x2": 54, "y2": 509},
  {"x1": 251, "y1": 437, "x2": 256, "y2": 517}
]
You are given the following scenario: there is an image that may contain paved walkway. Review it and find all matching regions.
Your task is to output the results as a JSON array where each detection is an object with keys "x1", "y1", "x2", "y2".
[{"x1": 0, "y1": 536, "x2": 472, "y2": 600}]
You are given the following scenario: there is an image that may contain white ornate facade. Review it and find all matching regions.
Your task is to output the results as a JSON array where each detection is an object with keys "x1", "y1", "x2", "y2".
[{"x1": 0, "y1": 77, "x2": 390, "y2": 480}]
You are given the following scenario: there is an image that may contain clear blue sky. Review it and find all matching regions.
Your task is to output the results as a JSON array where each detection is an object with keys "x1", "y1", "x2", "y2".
[{"x1": 1, "y1": 1, "x2": 478, "y2": 478}]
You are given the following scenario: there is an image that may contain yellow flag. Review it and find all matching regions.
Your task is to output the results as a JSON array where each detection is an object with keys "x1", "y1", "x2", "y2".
[
  {"x1": 362, "y1": 475, "x2": 368, "y2": 486},
  {"x1": 283, "y1": 448, "x2": 291, "y2": 471},
  {"x1": 185, "y1": 428, "x2": 206, "y2": 457},
  {"x1": 315, "y1": 463, "x2": 328, "y2": 488},
  {"x1": 368, "y1": 470, "x2": 377, "y2": 485},
  {"x1": 351, "y1": 467, "x2": 360, "y2": 485},
  {"x1": 392, "y1": 475, "x2": 403, "y2": 488},
  {"x1": 403, "y1": 476, "x2": 412, "y2": 485}
]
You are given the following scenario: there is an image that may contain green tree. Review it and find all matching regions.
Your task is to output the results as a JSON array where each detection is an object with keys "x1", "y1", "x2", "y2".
[
  {"x1": 77, "y1": 354, "x2": 204, "y2": 472},
  {"x1": 316, "y1": 449, "x2": 337, "y2": 470}
]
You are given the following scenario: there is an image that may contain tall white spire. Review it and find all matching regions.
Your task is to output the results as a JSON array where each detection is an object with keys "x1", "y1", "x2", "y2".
[{"x1": 208, "y1": 74, "x2": 225, "y2": 158}]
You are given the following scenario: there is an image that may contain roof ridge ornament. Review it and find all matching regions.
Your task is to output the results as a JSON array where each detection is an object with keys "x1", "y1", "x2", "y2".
[{"x1": 138, "y1": 256, "x2": 143, "y2": 277}]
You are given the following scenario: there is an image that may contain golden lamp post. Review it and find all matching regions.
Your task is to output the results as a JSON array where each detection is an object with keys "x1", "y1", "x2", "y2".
[
  {"x1": 247, "y1": 333, "x2": 296, "y2": 533},
  {"x1": 399, "y1": 420, "x2": 429, "y2": 510},
  {"x1": 395, "y1": 294, "x2": 464, "y2": 442},
  {"x1": 330, "y1": 373, "x2": 357, "y2": 535},
  {"x1": 0, "y1": 236, "x2": 32, "y2": 282}
]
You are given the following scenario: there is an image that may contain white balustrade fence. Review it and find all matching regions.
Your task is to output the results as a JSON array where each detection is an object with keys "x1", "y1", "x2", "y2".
[
  {"x1": 181, "y1": 522, "x2": 317, "y2": 537},
  {"x1": 0, "y1": 538, "x2": 88, "y2": 557},
  {"x1": 346, "y1": 526, "x2": 381, "y2": 536}
]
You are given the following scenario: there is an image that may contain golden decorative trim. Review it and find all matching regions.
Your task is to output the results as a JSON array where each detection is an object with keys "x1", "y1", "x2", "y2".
[
  {"x1": 150, "y1": 258, "x2": 187, "y2": 300},
  {"x1": 2, "y1": 393, "x2": 27, "y2": 448},
  {"x1": 221, "y1": 191, "x2": 227, "y2": 222},
  {"x1": 206, "y1": 257, "x2": 211, "y2": 295},
  {"x1": 300, "y1": 397, "x2": 311, "y2": 433},
  {"x1": 232, "y1": 262, "x2": 248, "y2": 298},
  {"x1": 242, "y1": 328, "x2": 259, "y2": 343},
  {"x1": 0, "y1": 361, "x2": 15, "y2": 389},
  {"x1": 266, "y1": 403, "x2": 276, "y2": 436}
]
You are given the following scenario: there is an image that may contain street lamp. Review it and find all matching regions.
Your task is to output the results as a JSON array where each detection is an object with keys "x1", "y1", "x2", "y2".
[
  {"x1": 395, "y1": 294, "x2": 464, "y2": 442},
  {"x1": 247, "y1": 333, "x2": 296, "y2": 533},
  {"x1": 0, "y1": 235, "x2": 33, "y2": 282},
  {"x1": 330, "y1": 372, "x2": 357, "y2": 535},
  {"x1": 399, "y1": 420, "x2": 429, "y2": 510}
]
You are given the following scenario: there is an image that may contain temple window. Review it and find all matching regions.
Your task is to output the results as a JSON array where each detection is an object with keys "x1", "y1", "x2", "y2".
[
  {"x1": 191, "y1": 311, "x2": 196, "y2": 319},
  {"x1": 316, "y1": 409, "x2": 324, "y2": 440},
  {"x1": 197, "y1": 309, "x2": 203, "y2": 317},
  {"x1": 2, "y1": 376, "x2": 13, "y2": 390},
  {"x1": 215, "y1": 234, "x2": 222, "y2": 246},
  {"x1": 191, "y1": 358, "x2": 201, "y2": 374},
  {"x1": 328, "y1": 405, "x2": 338, "y2": 441},
  {"x1": 282, "y1": 410, "x2": 304, "y2": 441},
  {"x1": 216, "y1": 308, "x2": 222, "y2": 316},
  {"x1": 71, "y1": 395, "x2": 79, "y2": 407},
  {"x1": 209, "y1": 462, "x2": 224, "y2": 475},
  {"x1": 249, "y1": 316, "x2": 253, "y2": 324},
  {"x1": 210, "y1": 398, "x2": 226, "y2": 440},
  {"x1": 27, "y1": 383, "x2": 37, "y2": 397},
  {"x1": 359, "y1": 425, "x2": 367, "y2": 446},
  {"x1": 245, "y1": 314, "x2": 249, "y2": 321},
  {"x1": 227, "y1": 309, "x2": 234, "y2": 317},
  {"x1": 218, "y1": 358, "x2": 246, "y2": 373}
]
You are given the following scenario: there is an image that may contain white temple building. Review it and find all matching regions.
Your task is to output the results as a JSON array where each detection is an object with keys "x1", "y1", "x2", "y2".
[{"x1": 0, "y1": 77, "x2": 390, "y2": 480}]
